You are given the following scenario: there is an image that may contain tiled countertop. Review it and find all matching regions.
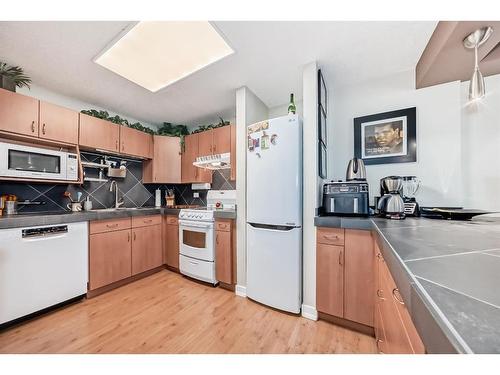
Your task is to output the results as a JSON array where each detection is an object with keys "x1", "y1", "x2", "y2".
[
  {"x1": 315, "y1": 215, "x2": 500, "y2": 354},
  {"x1": 0, "y1": 207, "x2": 237, "y2": 229}
]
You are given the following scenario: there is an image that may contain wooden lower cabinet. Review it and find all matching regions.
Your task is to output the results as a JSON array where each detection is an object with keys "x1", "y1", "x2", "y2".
[
  {"x1": 374, "y1": 241, "x2": 425, "y2": 354},
  {"x1": 316, "y1": 243, "x2": 344, "y2": 317},
  {"x1": 215, "y1": 220, "x2": 233, "y2": 284},
  {"x1": 344, "y1": 229, "x2": 374, "y2": 326},
  {"x1": 163, "y1": 216, "x2": 179, "y2": 269},
  {"x1": 316, "y1": 227, "x2": 372, "y2": 326},
  {"x1": 89, "y1": 229, "x2": 132, "y2": 290},
  {"x1": 132, "y1": 224, "x2": 163, "y2": 275}
]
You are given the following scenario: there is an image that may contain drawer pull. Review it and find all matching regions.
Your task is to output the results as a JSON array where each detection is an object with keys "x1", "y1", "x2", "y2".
[
  {"x1": 376, "y1": 289, "x2": 384, "y2": 299},
  {"x1": 106, "y1": 223, "x2": 119, "y2": 228},
  {"x1": 218, "y1": 224, "x2": 227, "y2": 229},
  {"x1": 42, "y1": 123, "x2": 46, "y2": 135},
  {"x1": 143, "y1": 219, "x2": 153, "y2": 223},
  {"x1": 392, "y1": 288, "x2": 405, "y2": 305},
  {"x1": 31, "y1": 121, "x2": 35, "y2": 133},
  {"x1": 323, "y1": 234, "x2": 339, "y2": 240}
]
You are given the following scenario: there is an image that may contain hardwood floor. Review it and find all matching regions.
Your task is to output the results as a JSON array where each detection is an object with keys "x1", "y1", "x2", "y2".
[{"x1": 0, "y1": 270, "x2": 377, "y2": 354}]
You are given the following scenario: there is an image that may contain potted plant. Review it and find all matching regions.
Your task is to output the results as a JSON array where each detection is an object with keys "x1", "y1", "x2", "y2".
[{"x1": 0, "y1": 62, "x2": 31, "y2": 92}]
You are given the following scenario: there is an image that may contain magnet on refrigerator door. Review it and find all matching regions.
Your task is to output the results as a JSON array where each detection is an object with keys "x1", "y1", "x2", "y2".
[
  {"x1": 261, "y1": 131, "x2": 270, "y2": 150},
  {"x1": 248, "y1": 136, "x2": 255, "y2": 151},
  {"x1": 271, "y1": 134, "x2": 278, "y2": 145}
]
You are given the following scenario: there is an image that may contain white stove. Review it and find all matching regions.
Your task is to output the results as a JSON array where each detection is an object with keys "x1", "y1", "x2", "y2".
[{"x1": 179, "y1": 190, "x2": 236, "y2": 285}]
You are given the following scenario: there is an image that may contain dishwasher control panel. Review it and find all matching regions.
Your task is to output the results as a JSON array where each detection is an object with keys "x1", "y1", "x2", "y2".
[{"x1": 22, "y1": 225, "x2": 68, "y2": 238}]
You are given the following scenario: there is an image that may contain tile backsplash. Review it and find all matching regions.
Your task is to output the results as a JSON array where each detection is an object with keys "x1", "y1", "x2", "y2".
[{"x1": 0, "y1": 151, "x2": 236, "y2": 213}]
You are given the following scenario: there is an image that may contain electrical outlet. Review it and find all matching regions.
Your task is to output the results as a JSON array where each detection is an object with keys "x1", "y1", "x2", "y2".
[{"x1": 193, "y1": 192, "x2": 200, "y2": 198}]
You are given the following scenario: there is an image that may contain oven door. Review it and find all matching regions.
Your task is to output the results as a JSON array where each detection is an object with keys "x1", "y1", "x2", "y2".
[
  {"x1": 0, "y1": 142, "x2": 67, "y2": 180},
  {"x1": 178, "y1": 220, "x2": 214, "y2": 261}
]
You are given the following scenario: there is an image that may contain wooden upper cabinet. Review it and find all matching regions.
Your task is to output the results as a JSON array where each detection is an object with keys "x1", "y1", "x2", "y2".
[
  {"x1": 198, "y1": 129, "x2": 213, "y2": 156},
  {"x1": 120, "y1": 126, "x2": 153, "y2": 159},
  {"x1": 344, "y1": 229, "x2": 374, "y2": 327},
  {"x1": 39, "y1": 101, "x2": 79, "y2": 144},
  {"x1": 144, "y1": 135, "x2": 181, "y2": 183},
  {"x1": 182, "y1": 133, "x2": 198, "y2": 183},
  {"x1": 213, "y1": 125, "x2": 231, "y2": 154},
  {"x1": 0, "y1": 88, "x2": 39, "y2": 137},
  {"x1": 79, "y1": 113, "x2": 120, "y2": 153},
  {"x1": 316, "y1": 243, "x2": 344, "y2": 318},
  {"x1": 230, "y1": 124, "x2": 236, "y2": 181}
]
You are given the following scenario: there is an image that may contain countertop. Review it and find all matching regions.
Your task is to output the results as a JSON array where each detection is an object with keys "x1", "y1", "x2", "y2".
[
  {"x1": 0, "y1": 207, "x2": 237, "y2": 229},
  {"x1": 315, "y1": 215, "x2": 500, "y2": 354}
]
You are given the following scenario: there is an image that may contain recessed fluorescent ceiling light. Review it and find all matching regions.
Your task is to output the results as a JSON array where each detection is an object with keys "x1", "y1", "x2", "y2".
[{"x1": 95, "y1": 21, "x2": 234, "y2": 92}]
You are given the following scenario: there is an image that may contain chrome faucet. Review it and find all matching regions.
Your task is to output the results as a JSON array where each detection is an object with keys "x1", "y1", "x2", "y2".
[{"x1": 109, "y1": 180, "x2": 124, "y2": 208}]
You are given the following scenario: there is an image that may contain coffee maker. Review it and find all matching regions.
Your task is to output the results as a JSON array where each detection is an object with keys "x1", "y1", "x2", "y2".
[
  {"x1": 378, "y1": 176, "x2": 405, "y2": 219},
  {"x1": 402, "y1": 176, "x2": 420, "y2": 216}
]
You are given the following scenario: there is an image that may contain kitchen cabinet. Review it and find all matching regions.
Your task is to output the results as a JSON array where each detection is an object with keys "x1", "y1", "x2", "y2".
[
  {"x1": 132, "y1": 219, "x2": 163, "y2": 275},
  {"x1": 213, "y1": 125, "x2": 231, "y2": 154},
  {"x1": 215, "y1": 219, "x2": 233, "y2": 284},
  {"x1": 163, "y1": 215, "x2": 180, "y2": 269},
  {"x1": 230, "y1": 124, "x2": 236, "y2": 181},
  {"x1": 316, "y1": 227, "x2": 374, "y2": 327},
  {"x1": 89, "y1": 227, "x2": 132, "y2": 290},
  {"x1": 374, "y1": 241, "x2": 425, "y2": 354},
  {"x1": 79, "y1": 113, "x2": 120, "y2": 153},
  {"x1": 39, "y1": 101, "x2": 79, "y2": 144},
  {"x1": 344, "y1": 229, "x2": 374, "y2": 326},
  {"x1": 316, "y1": 242, "x2": 344, "y2": 317},
  {"x1": 0, "y1": 88, "x2": 39, "y2": 137},
  {"x1": 198, "y1": 129, "x2": 213, "y2": 156},
  {"x1": 143, "y1": 135, "x2": 181, "y2": 183},
  {"x1": 181, "y1": 132, "x2": 212, "y2": 184},
  {"x1": 119, "y1": 126, "x2": 153, "y2": 159}
]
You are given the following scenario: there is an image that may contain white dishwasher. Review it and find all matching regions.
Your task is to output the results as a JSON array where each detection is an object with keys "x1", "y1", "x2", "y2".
[{"x1": 0, "y1": 221, "x2": 88, "y2": 325}]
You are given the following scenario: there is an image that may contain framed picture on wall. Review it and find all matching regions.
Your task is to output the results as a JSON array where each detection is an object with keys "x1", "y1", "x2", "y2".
[{"x1": 354, "y1": 107, "x2": 416, "y2": 165}]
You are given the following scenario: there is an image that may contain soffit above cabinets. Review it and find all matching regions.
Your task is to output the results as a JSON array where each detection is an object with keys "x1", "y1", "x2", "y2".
[{"x1": 416, "y1": 21, "x2": 500, "y2": 89}]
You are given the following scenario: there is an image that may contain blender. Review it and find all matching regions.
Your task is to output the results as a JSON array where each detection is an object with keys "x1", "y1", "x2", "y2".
[{"x1": 402, "y1": 176, "x2": 421, "y2": 216}]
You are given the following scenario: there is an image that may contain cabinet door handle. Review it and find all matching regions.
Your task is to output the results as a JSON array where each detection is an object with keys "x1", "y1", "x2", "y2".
[
  {"x1": 216, "y1": 233, "x2": 219, "y2": 245},
  {"x1": 128, "y1": 232, "x2": 130, "y2": 242},
  {"x1": 42, "y1": 123, "x2": 46, "y2": 135},
  {"x1": 376, "y1": 289, "x2": 384, "y2": 299},
  {"x1": 219, "y1": 224, "x2": 227, "y2": 229},
  {"x1": 116, "y1": 140, "x2": 119, "y2": 150},
  {"x1": 31, "y1": 121, "x2": 35, "y2": 133},
  {"x1": 106, "y1": 223, "x2": 118, "y2": 228},
  {"x1": 338, "y1": 250, "x2": 343, "y2": 265},
  {"x1": 213, "y1": 144, "x2": 216, "y2": 152},
  {"x1": 376, "y1": 339, "x2": 384, "y2": 353},
  {"x1": 392, "y1": 288, "x2": 405, "y2": 305},
  {"x1": 133, "y1": 232, "x2": 136, "y2": 241}
]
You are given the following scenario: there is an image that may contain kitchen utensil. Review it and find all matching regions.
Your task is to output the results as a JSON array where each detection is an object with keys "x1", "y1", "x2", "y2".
[
  {"x1": 63, "y1": 191, "x2": 74, "y2": 203},
  {"x1": 5, "y1": 200, "x2": 18, "y2": 215},
  {"x1": 83, "y1": 197, "x2": 93, "y2": 211},
  {"x1": 155, "y1": 189, "x2": 161, "y2": 207},
  {"x1": 67, "y1": 202, "x2": 82, "y2": 212},
  {"x1": 420, "y1": 207, "x2": 491, "y2": 221},
  {"x1": 76, "y1": 192, "x2": 83, "y2": 202},
  {"x1": 346, "y1": 157, "x2": 366, "y2": 181}
]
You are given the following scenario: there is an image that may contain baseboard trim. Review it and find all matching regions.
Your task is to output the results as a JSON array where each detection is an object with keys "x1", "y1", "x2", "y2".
[
  {"x1": 301, "y1": 304, "x2": 318, "y2": 321},
  {"x1": 235, "y1": 285, "x2": 247, "y2": 297}
]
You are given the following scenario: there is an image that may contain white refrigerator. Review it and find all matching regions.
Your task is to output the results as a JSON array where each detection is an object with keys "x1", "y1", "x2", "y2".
[{"x1": 246, "y1": 114, "x2": 302, "y2": 313}]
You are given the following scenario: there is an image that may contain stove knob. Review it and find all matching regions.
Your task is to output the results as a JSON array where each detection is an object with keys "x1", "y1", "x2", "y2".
[{"x1": 216, "y1": 202, "x2": 221, "y2": 208}]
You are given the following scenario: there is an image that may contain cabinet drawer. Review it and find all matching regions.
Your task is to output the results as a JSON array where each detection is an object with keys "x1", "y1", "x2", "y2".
[
  {"x1": 215, "y1": 219, "x2": 231, "y2": 232},
  {"x1": 90, "y1": 218, "x2": 131, "y2": 234},
  {"x1": 132, "y1": 215, "x2": 162, "y2": 228},
  {"x1": 165, "y1": 215, "x2": 179, "y2": 225},
  {"x1": 317, "y1": 227, "x2": 344, "y2": 246}
]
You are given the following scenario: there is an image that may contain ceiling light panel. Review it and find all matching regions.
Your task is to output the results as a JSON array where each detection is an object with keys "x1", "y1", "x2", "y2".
[{"x1": 95, "y1": 21, "x2": 234, "y2": 92}]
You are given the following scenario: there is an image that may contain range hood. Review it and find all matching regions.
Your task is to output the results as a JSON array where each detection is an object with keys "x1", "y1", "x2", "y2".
[{"x1": 193, "y1": 152, "x2": 231, "y2": 170}]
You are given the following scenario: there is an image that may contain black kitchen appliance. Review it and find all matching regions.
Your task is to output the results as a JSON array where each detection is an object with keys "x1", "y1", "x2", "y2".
[{"x1": 322, "y1": 181, "x2": 369, "y2": 216}]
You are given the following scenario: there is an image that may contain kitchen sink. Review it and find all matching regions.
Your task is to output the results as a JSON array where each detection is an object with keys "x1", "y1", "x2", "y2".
[{"x1": 89, "y1": 207, "x2": 154, "y2": 212}]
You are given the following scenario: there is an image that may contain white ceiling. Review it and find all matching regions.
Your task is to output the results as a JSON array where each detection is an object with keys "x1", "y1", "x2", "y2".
[{"x1": 0, "y1": 21, "x2": 436, "y2": 126}]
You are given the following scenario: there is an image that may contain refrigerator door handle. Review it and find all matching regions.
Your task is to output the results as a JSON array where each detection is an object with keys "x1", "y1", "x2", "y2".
[{"x1": 248, "y1": 223, "x2": 298, "y2": 231}]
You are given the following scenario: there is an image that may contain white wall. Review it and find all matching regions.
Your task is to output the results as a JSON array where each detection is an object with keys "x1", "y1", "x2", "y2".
[
  {"x1": 301, "y1": 62, "x2": 319, "y2": 320},
  {"x1": 461, "y1": 74, "x2": 500, "y2": 211},
  {"x1": 330, "y1": 70, "x2": 463, "y2": 207},
  {"x1": 18, "y1": 84, "x2": 159, "y2": 131},
  {"x1": 235, "y1": 86, "x2": 269, "y2": 292},
  {"x1": 268, "y1": 100, "x2": 303, "y2": 119}
]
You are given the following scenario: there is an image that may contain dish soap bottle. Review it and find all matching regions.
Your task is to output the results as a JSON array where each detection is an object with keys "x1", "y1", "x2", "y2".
[{"x1": 288, "y1": 93, "x2": 296, "y2": 115}]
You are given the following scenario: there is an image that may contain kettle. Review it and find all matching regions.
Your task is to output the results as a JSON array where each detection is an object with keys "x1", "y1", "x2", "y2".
[{"x1": 346, "y1": 158, "x2": 366, "y2": 181}]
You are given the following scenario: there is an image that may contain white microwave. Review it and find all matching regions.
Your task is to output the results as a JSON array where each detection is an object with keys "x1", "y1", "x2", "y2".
[{"x1": 0, "y1": 141, "x2": 79, "y2": 181}]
